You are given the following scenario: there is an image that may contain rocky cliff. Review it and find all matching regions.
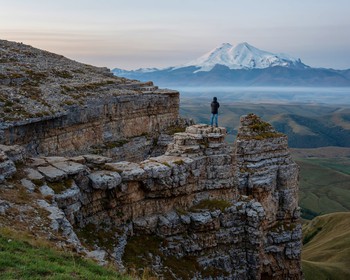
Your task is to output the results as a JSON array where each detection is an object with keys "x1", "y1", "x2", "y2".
[
  {"x1": 0, "y1": 39, "x2": 180, "y2": 157},
  {"x1": 0, "y1": 117, "x2": 302, "y2": 279},
  {"x1": 0, "y1": 40, "x2": 302, "y2": 279}
]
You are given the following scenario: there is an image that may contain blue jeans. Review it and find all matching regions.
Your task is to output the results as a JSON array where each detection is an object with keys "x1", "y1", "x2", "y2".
[{"x1": 210, "y1": 113, "x2": 218, "y2": 126}]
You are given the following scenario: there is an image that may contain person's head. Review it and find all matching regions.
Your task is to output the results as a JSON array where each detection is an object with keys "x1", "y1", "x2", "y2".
[{"x1": 213, "y1": 97, "x2": 217, "y2": 101}]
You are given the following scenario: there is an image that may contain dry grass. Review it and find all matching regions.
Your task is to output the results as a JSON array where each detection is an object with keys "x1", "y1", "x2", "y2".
[
  {"x1": 0, "y1": 230, "x2": 130, "y2": 280},
  {"x1": 302, "y1": 212, "x2": 350, "y2": 279},
  {"x1": 0, "y1": 185, "x2": 54, "y2": 243},
  {"x1": 291, "y1": 146, "x2": 350, "y2": 158}
]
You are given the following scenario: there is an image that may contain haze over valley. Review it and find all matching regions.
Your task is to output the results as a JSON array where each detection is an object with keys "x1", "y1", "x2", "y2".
[{"x1": 178, "y1": 86, "x2": 350, "y2": 147}]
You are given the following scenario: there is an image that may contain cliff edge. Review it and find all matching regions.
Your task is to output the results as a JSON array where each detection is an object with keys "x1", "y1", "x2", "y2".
[
  {"x1": 0, "y1": 40, "x2": 301, "y2": 279},
  {"x1": 0, "y1": 117, "x2": 302, "y2": 279},
  {"x1": 0, "y1": 39, "x2": 181, "y2": 157}
]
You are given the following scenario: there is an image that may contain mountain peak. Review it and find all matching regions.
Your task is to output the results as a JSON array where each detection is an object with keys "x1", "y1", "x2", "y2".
[
  {"x1": 176, "y1": 42, "x2": 307, "y2": 72},
  {"x1": 236, "y1": 41, "x2": 251, "y2": 47},
  {"x1": 218, "y1": 42, "x2": 233, "y2": 48},
  {"x1": 112, "y1": 42, "x2": 349, "y2": 86}
]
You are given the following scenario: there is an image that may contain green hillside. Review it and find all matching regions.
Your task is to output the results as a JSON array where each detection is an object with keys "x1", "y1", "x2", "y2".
[
  {"x1": 0, "y1": 229, "x2": 129, "y2": 280},
  {"x1": 180, "y1": 101, "x2": 350, "y2": 147},
  {"x1": 295, "y1": 157, "x2": 350, "y2": 219},
  {"x1": 302, "y1": 212, "x2": 350, "y2": 280}
]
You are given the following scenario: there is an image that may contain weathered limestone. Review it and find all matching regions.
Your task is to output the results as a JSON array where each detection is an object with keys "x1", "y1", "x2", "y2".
[
  {"x1": 235, "y1": 114, "x2": 301, "y2": 279},
  {"x1": 88, "y1": 171, "x2": 122, "y2": 190},
  {"x1": 0, "y1": 150, "x2": 16, "y2": 183},
  {"x1": 1, "y1": 92, "x2": 179, "y2": 157},
  {"x1": 0, "y1": 115, "x2": 302, "y2": 279},
  {"x1": 0, "y1": 144, "x2": 26, "y2": 162},
  {"x1": 0, "y1": 144, "x2": 26, "y2": 183},
  {"x1": 0, "y1": 40, "x2": 180, "y2": 157},
  {"x1": 3, "y1": 40, "x2": 311, "y2": 277},
  {"x1": 37, "y1": 165, "x2": 68, "y2": 182}
]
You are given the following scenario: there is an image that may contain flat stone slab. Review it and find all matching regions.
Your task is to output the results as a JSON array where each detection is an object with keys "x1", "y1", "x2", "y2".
[
  {"x1": 37, "y1": 165, "x2": 67, "y2": 182},
  {"x1": 21, "y1": 178, "x2": 36, "y2": 192},
  {"x1": 52, "y1": 161, "x2": 87, "y2": 175},
  {"x1": 24, "y1": 168, "x2": 45, "y2": 181}
]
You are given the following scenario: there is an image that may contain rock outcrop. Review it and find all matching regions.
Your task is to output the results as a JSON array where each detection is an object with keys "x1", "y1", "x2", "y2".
[
  {"x1": 0, "y1": 116, "x2": 302, "y2": 279},
  {"x1": 0, "y1": 40, "x2": 301, "y2": 279},
  {"x1": 0, "y1": 144, "x2": 26, "y2": 183},
  {"x1": 0, "y1": 39, "x2": 181, "y2": 157}
]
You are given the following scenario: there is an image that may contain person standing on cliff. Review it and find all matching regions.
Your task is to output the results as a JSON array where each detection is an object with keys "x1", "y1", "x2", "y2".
[{"x1": 210, "y1": 97, "x2": 220, "y2": 127}]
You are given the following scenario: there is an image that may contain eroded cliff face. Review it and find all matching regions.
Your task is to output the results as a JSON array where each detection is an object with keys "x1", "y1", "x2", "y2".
[
  {"x1": 1, "y1": 90, "x2": 179, "y2": 157},
  {"x1": 0, "y1": 39, "x2": 180, "y2": 157},
  {"x1": 234, "y1": 114, "x2": 301, "y2": 278},
  {"x1": 0, "y1": 116, "x2": 302, "y2": 279},
  {"x1": 0, "y1": 40, "x2": 301, "y2": 279}
]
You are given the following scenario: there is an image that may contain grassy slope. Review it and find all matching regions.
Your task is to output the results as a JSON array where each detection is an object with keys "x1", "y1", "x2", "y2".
[
  {"x1": 302, "y1": 212, "x2": 350, "y2": 280},
  {"x1": 295, "y1": 153, "x2": 350, "y2": 279},
  {"x1": 0, "y1": 230, "x2": 129, "y2": 280},
  {"x1": 295, "y1": 157, "x2": 350, "y2": 219},
  {"x1": 0, "y1": 178, "x2": 130, "y2": 280}
]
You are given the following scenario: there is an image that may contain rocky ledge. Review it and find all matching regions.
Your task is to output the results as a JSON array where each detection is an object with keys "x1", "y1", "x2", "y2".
[
  {"x1": 0, "y1": 115, "x2": 302, "y2": 279},
  {"x1": 0, "y1": 39, "x2": 182, "y2": 156}
]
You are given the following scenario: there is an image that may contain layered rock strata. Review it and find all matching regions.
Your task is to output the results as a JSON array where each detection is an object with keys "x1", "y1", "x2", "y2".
[
  {"x1": 0, "y1": 90, "x2": 179, "y2": 156},
  {"x1": 0, "y1": 116, "x2": 302, "y2": 279},
  {"x1": 0, "y1": 39, "x2": 180, "y2": 157},
  {"x1": 235, "y1": 114, "x2": 301, "y2": 278}
]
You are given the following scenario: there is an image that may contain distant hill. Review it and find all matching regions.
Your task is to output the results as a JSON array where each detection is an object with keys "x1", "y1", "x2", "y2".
[
  {"x1": 302, "y1": 212, "x2": 350, "y2": 280},
  {"x1": 180, "y1": 101, "x2": 350, "y2": 148},
  {"x1": 113, "y1": 42, "x2": 350, "y2": 86},
  {"x1": 270, "y1": 112, "x2": 350, "y2": 148},
  {"x1": 294, "y1": 156, "x2": 350, "y2": 219}
]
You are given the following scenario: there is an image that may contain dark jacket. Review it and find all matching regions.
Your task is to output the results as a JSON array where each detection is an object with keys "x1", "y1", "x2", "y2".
[{"x1": 211, "y1": 98, "x2": 220, "y2": 114}]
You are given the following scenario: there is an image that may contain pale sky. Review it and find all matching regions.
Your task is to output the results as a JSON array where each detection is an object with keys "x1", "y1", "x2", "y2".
[{"x1": 1, "y1": 0, "x2": 350, "y2": 70}]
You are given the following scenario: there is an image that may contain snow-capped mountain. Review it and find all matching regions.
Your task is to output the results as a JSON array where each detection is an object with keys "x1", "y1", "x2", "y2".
[
  {"x1": 174, "y1": 42, "x2": 307, "y2": 72},
  {"x1": 112, "y1": 42, "x2": 350, "y2": 86}
]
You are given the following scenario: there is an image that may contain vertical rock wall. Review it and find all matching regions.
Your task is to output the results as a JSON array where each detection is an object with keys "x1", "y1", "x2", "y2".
[
  {"x1": 11, "y1": 116, "x2": 302, "y2": 279},
  {"x1": 1, "y1": 90, "x2": 179, "y2": 156},
  {"x1": 235, "y1": 114, "x2": 302, "y2": 279}
]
